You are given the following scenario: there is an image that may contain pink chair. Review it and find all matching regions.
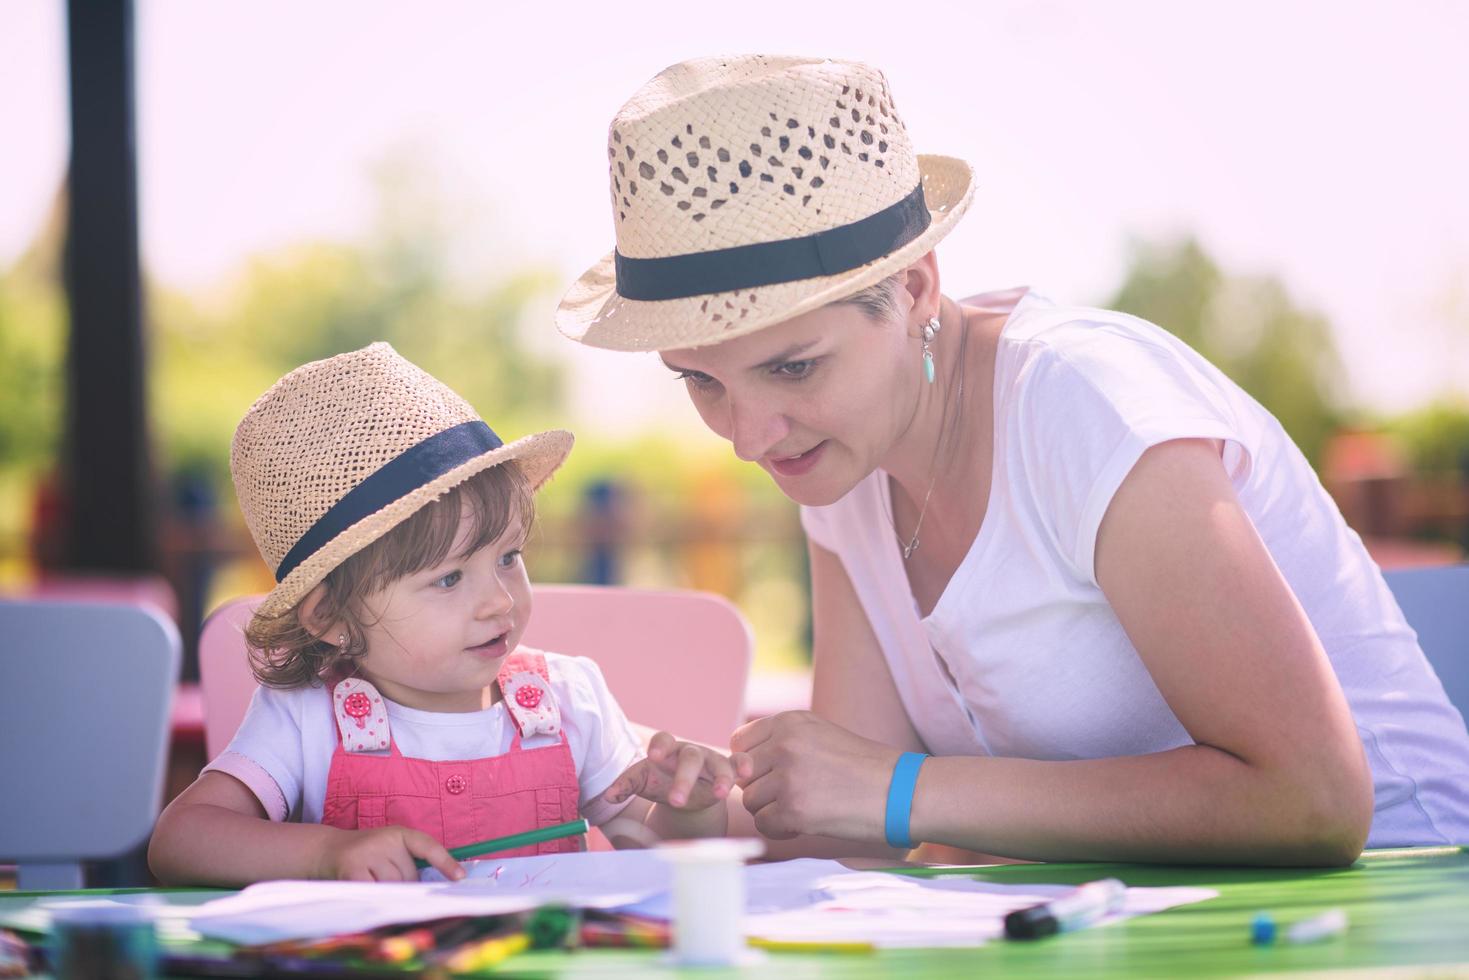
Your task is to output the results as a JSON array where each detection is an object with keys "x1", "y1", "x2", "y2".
[
  {"x1": 200, "y1": 585, "x2": 754, "y2": 760},
  {"x1": 12, "y1": 573, "x2": 179, "y2": 624}
]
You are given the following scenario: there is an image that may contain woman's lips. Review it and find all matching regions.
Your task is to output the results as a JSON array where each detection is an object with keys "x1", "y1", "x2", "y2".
[{"x1": 768, "y1": 440, "x2": 826, "y2": 477}]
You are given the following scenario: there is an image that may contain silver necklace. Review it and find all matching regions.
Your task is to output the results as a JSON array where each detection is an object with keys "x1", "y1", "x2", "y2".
[{"x1": 899, "y1": 310, "x2": 970, "y2": 560}]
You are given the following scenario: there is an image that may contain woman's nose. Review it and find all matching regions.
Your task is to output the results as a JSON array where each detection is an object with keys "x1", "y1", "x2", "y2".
[{"x1": 727, "y1": 395, "x2": 790, "y2": 463}]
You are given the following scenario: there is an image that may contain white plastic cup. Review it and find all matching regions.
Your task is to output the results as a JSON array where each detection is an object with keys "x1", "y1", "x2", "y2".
[{"x1": 657, "y1": 838, "x2": 764, "y2": 966}]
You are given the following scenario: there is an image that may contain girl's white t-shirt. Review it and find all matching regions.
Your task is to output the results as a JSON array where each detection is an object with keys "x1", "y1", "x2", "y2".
[
  {"x1": 204, "y1": 650, "x2": 642, "y2": 828},
  {"x1": 801, "y1": 289, "x2": 1469, "y2": 847}
]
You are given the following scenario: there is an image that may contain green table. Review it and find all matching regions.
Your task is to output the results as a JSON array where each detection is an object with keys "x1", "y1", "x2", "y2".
[{"x1": 3, "y1": 847, "x2": 1466, "y2": 977}]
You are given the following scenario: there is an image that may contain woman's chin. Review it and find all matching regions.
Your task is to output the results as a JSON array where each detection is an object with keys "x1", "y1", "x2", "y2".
[{"x1": 766, "y1": 470, "x2": 858, "y2": 508}]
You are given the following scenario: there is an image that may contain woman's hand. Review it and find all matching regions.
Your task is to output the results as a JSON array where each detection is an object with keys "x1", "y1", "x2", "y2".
[
  {"x1": 731, "y1": 711, "x2": 903, "y2": 842},
  {"x1": 316, "y1": 825, "x2": 464, "y2": 882},
  {"x1": 601, "y1": 731, "x2": 753, "y2": 811}
]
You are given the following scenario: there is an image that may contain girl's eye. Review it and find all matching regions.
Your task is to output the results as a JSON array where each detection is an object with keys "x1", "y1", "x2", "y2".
[
  {"x1": 433, "y1": 570, "x2": 462, "y2": 589},
  {"x1": 675, "y1": 370, "x2": 717, "y2": 390},
  {"x1": 774, "y1": 359, "x2": 817, "y2": 380},
  {"x1": 498, "y1": 549, "x2": 523, "y2": 569}
]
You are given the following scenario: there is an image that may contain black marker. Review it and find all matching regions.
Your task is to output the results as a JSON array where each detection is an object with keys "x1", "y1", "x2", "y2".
[{"x1": 1004, "y1": 878, "x2": 1127, "y2": 940}]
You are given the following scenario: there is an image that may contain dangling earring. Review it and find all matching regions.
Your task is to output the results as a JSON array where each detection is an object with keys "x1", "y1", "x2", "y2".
[
  {"x1": 336, "y1": 632, "x2": 347, "y2": 646},
  {"x1": 920, "y1": 315, "x2": 941, "y2": 383}
]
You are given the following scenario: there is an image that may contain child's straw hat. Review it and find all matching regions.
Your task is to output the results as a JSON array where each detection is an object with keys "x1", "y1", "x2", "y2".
[
  {"x1": 556, "y1": 55, "x2": 974, "y2": 352},
  {"x1": 231, "y1": 342, "x2": 572, "y2": 617}
]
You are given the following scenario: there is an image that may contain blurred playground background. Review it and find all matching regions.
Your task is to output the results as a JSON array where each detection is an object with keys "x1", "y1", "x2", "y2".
[{"x1": 3, "y1": 1, "x2": 1467, "y2": 704}]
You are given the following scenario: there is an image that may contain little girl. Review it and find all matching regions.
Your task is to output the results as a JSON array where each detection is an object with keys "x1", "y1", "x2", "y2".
[{"x1": 149, "y1": 343, "x2": 749, "y2": 885}]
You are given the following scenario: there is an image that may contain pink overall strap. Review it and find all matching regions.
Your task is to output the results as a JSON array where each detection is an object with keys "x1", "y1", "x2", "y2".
[
  {"x1": 321, "y1": 657, "x2": 582, "y2": 854},
  {"x1": 498, "y1": 650, "x2": 562, "y2": 742},
  {"x1": 330, "y1": 676, "x2": 394, "y2": 754}
]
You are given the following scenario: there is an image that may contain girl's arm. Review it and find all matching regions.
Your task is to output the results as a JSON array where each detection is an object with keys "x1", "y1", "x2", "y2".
[
  {"x1": 598, "y1": 731, "x2": 741, "y2": 844},
  {"x1": 149, "y1": 771, "x2": 462, "y2": 885},
  {"x1": 736, "y1": 439, "x2": 1373, "y2": 866}
]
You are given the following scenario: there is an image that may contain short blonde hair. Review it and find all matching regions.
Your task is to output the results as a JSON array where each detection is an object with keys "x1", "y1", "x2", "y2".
[{"x1": 835, "y1": 272, "x2": 905, "y2": 322}]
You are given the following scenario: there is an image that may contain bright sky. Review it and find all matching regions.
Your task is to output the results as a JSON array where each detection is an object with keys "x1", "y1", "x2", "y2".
[{"x1": 4, "y1": 1, "x2": 1467, "y2": 434}]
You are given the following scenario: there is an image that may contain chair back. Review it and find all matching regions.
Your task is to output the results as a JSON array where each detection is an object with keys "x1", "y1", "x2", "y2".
[
  {"x1": 524, "y1": 585, "x2": 753, "y2": 747},
  {"x1": 199, "y1": 595, "x2": 265, "y2": 761},
  {"x1": 1383, "y1": 564, "x2": 1469, "y2": 720},
  {"x1": 10, "y1": 573, "x2": 179, "y2": 623},
  {"x1": 0, "y1": 600, "x2": 180, "y2": 889},
  {"x1": 199, "y1": 585, "x2": 754, "y2": 759}
]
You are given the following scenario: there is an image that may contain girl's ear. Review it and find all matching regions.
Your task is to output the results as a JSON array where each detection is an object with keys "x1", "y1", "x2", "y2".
[{"x1": 298, "y1": 583, "x2": 346, "y2": 647}]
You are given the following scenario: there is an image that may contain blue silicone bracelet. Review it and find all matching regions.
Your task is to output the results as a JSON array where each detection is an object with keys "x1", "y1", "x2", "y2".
[{"x1": 884, "y1": 752, "x2": 928, "y2": 849}]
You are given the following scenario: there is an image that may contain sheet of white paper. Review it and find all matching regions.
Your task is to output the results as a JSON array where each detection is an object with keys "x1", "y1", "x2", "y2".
[
  {"x1": 189, "y1": 850, "x2": 671, "y2": 945},
  {"x1": 186, "y1": 850, "x2": 1218, "y2": 949},
  {"x1": 740, "y1": 873, "x2": 1218, "y2": 948},
  {"x1": 618, "y1": 861, "x2": 1217, "y2": 949}
]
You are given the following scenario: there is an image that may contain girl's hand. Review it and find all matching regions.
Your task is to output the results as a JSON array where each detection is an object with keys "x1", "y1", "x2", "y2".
[
  {"x1": 317, "y1": 826, "x2": 465, "y2": 882},
  {"x1": 601, "y1": 731, "x2": 753, "y2": 811},
  {"x1": 731, "y1": 710, "x2": 902, "y2": 842}
]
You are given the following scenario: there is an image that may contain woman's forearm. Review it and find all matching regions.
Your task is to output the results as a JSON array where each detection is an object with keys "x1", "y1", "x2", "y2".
[
  {"x1": 911, "y1": 744, "x2": 1370, "y2": 866},
  {"x1": 724, "y1": 784, "x2": 906, "y2": 862}
]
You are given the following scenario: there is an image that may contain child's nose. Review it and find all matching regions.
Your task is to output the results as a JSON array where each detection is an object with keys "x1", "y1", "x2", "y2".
[{"x1": 476, "y1": 577, "x2": 515, "y2": 616}]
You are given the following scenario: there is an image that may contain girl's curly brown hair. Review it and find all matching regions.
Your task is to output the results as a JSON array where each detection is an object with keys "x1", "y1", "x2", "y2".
[{"x1": 243, "y1": 462, "x2": 535, "y2": 689}]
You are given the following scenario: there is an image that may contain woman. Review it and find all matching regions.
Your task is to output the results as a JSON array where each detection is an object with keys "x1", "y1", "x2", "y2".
[{"x1": 556, "y1": 55, "x2": 1469, "y2": 865}]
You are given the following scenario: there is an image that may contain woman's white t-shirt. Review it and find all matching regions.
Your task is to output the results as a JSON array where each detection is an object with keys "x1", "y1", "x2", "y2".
[
  {"x1": 801, "y1": 289, "x2": 1469, "y2": 847},
  {"x1": 204, "y1": 651, "x2": 641, "y2": 828}
]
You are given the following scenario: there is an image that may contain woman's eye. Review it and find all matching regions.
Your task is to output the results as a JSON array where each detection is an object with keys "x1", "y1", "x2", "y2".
[
  {"x1": 498, "y1": 549, "x2": 523, "y2": 569},
  {"x1": 433, "y1": 570, "x2": 462, "y2": 589},
  {"x1": 774, "y1": 359, "x2": 817, "y2": 380},
  {"x1": 675, "y1": 370, "x2": 717, "y2": 390}
]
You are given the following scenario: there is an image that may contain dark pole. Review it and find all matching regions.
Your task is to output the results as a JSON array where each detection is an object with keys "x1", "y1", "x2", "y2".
[{"x1": 63, "y1": 0, "x2": 156, "y2": 572}]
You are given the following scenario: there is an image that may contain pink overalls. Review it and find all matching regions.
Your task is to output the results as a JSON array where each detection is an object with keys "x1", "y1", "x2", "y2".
[{"x1": 320, "y1": 650, "x2": 583, "y2": 856}]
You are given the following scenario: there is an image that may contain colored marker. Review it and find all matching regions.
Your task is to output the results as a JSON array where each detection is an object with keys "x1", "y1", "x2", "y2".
[
  {"x1": 1004, "y1": 878, "x2": 1127, "y2": 940},
  {"x1": 749, "y1": 937, "x2": 876, "y2": 953},
  {"x1": 433, "y1": 932, "x2": 531, "y2": 974},
  {"x1": 579, "y1": 915, "x2": 670, "y2": 948},
  {"x1": 1251, "y1": 908, "x2": 1348, "y2": 945},
  {"x1": 578, "y1": 915, "x2": 874, "y2": 954},
  {"x1": 413, "y1": 818, "x2": 590, "y2": 870},
  {"x1": 375, "y1": 916, "x2": 495, "y2": 963}
]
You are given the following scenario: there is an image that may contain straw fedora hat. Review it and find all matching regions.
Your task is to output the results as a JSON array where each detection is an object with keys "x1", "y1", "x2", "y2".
[
  {"x1": 556, "y1": 55, "x2": 974, "y2": 352},
  {"x1": 231, "y1": 342, "x2": 572, "y2": 618}
]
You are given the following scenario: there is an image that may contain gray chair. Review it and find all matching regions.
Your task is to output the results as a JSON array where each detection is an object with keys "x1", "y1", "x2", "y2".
[
  {"x1": 1384, "y1": 564, "x2": 1469, "y2": 720},
  {"x1": 0, "y1": 600, "x2": 180, "y2": 889}
]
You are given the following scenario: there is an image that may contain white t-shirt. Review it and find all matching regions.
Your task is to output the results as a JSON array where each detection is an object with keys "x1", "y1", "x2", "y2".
[
  {"x1": 801, "y1": 289, "x2": 1469, "y2": 847},
  {"x1": 205, "y1": 650, "x2": 641, "y2": 828}
]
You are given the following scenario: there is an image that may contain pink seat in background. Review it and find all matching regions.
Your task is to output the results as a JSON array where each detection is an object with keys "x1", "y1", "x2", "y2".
[
  {"x1": 200, "y1": 585, "x2": 755, "y2": 761},
  {"x1": 12, "y1": 572, "x2": 179, "y2": 624}
]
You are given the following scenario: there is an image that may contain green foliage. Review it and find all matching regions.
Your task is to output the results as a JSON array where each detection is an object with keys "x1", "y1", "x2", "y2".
[
  {"x1": 0, "y1": 260, "x2": 65, "y2": 475},
  {"x1": 1106, "y1": 238, "x2": 1344, "y2": 464},
  {"x1": 1388, "y1": 400, "x2": 1469, "y2": 477},
  {"x1": 148, "y1": 241, "x2": 565, "y2": 487}
]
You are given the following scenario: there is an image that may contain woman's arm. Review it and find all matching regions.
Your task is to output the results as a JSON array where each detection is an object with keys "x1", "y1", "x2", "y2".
[
  {"x1": 738, "y1": 440, "x2": 1373, "y2": 866},
  {"x1": 725, "y1": 541, "x2": 935, "y2": 861},
  {"x1": 149, "y1": 772, "x2": 462, "y2": 885},
  {"x1": 807, "y1": 539, "x2": 928, "y2": 752}
]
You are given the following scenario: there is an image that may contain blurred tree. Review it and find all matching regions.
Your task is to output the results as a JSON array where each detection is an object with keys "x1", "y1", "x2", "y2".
[
  {"x1": 148, "y1": 155, "x2": 566, "y2": 487},
  {"x1": 1390, "y1": 400, "x2": 1469, "y2": 478},
  {"x1": 1107, "y1": 237, "x2": 1344, "y2": 464},
  {"x1": 0, "y1": 187, "x2": 67, "y2": 476}
]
